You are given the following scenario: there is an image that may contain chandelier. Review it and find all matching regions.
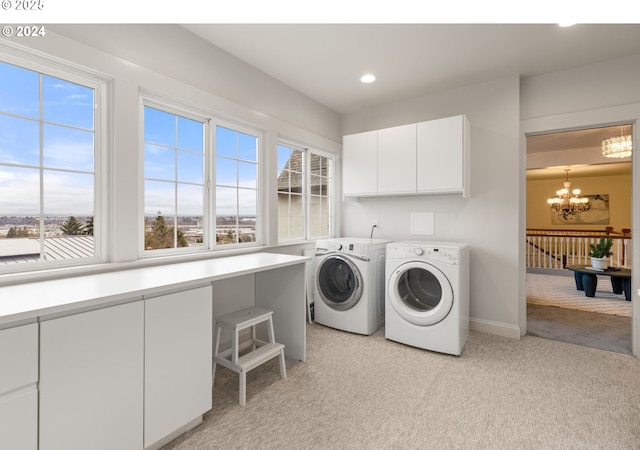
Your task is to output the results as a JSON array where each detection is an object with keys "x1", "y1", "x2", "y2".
[
  {"x1": 602, "y1": 132, "x2": 632, "y2": 159},
  {"x1": 546, "y1": 169, "x2": 590, "y2": 219}
]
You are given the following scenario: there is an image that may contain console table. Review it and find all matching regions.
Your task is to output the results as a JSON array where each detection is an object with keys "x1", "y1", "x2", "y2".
[{"x1": 566, "y1": 265, "x2": 631, "y2": 301}]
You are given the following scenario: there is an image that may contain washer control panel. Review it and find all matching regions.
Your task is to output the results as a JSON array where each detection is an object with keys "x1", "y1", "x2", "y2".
[{"x1": 316, "y1": 240, "x2": 369, "y2": 259}]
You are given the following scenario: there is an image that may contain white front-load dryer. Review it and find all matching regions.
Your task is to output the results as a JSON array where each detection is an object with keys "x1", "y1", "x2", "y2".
[
  {"x1": 385, "y1": 241, "x2": 470, "y2": 355},
  {"x1": 314, "y1": 238, "x2": 390, "y2": 335}
]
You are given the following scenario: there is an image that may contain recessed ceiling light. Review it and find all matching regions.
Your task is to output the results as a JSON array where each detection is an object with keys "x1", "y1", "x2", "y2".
[{"x1": 360, "y1": 74, "x2": 376, "y2": 83}]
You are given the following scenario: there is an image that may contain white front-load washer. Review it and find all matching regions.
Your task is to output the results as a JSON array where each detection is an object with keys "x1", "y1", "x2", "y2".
[
  {"x1": 314, "y1": 238, "x2": 391, "y2": 335},
  {"x1": 385, "y1": 241, "x2": 470, "y2": 355}
]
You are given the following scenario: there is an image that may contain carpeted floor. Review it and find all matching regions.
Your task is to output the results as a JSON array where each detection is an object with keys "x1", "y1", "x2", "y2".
[
  {"x1": 526, "y1": 271, "x2": 632, "y2": 354},
  {"x1": 163, "y1": 323, "x2": 640, "y2": 449},
  {"x1": 526, "y1": 271, "x2": 631, "y2": 317}
]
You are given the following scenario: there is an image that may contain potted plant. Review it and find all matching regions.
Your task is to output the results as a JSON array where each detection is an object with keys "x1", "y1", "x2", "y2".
[{"x1": 589, "y1": 237, "x2": 614, "y2": 270}]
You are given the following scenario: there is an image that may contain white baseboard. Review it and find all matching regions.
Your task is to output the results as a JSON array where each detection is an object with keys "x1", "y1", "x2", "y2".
[{"x1": 470, "y1": 317, "x2": 521, "y2": 339}]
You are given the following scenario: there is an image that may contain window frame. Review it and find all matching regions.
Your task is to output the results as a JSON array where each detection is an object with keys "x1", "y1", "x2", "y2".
[
  {"x1": 139, "y1": 95, "x2": 265, "y2": 257},
  {"x1": 212, "y1": 119, "x2": 263, "y2": 249},
  {"x1": 277, "y1": 140, "x2": 334, "y2": 243},
  {"x1": 0, "y1": 50, "x2": 108, "y2": 274},
  {"x1": 139, "y1": 96, "x2": 211, "y2": 258}
]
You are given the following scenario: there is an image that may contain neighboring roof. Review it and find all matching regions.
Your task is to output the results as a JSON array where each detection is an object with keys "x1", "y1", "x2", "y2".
[
  {"x1": 0, "y1": 238, "x2": 40, "y2": 258},
  {"x1": 277, "y1": 151, "x2": 327, "y2": 192},
  {"x1": 0, "y1": 236, "x2": 95, "y2": 264}
]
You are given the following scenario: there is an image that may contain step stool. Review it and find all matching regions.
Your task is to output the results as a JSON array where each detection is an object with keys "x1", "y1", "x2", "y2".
[{"x1": 213, "y1": 306, "x2": 286, "y2": 406}]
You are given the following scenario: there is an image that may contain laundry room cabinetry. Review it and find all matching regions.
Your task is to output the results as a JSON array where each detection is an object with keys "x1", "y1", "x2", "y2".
[
  {"x1": 0, "y1": 323, "x2": 38, "y2": 450},
  {"x1": 144, "y1": 285, "x2": 213, "y2": 449},
  {"x1": 39, "y1": 301, "x2": 144, "y2": 450},
  {"x1": 377, "y1": 123, "x2": 417, "y2": 193},
  {"x1": 343, "y1": 115, "x2": 469, "y2": 198},
  {"x1": 416, "y1": 114, "x2": 470, "y2": 197},
  {"x1": 343, "y1": 129, "x2": 378, "y2": 195}
]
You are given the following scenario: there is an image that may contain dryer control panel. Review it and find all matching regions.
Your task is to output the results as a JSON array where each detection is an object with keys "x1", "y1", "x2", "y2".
[{"x1": 387, "y1": 244, "x2": 461, "y2": 265}]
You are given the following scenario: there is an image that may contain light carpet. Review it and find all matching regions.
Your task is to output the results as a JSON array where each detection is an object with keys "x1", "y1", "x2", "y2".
[
  {"x1": 526, "y1": 272, "x2": 631, "y2": 317},
  {"x1": 163, "y1": 324, "x2": 640, "y2": 449}
]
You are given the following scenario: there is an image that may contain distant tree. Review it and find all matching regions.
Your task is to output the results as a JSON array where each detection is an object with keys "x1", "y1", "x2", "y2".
[
  {"x1": 60, "y1": 216, "x2": 85, "y2": 235},
  {"x1": 84, "y1": 217, "x2": 94, "y2": 236},
  {"x1": 144, "y1": 215, "x2": 188, "y2": 249},
  {"x1": 6, "y1": 227, "x2": 16, "y2": 238}
]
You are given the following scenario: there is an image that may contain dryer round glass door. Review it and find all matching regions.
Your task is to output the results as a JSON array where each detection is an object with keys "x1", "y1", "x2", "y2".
[
  {"x1": 316, "y1": 255, "x2": 363, "y2": 311},
  {"x1": 388, "y1": 261, "x2": 453, "y2": 325}
]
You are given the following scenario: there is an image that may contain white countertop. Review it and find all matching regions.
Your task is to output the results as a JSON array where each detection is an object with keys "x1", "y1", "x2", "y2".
[{"x1": 0, "y1": 252, "x2": 310, "y2": 325}]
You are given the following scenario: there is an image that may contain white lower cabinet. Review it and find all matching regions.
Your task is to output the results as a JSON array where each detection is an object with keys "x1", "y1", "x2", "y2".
[
  {"x1": 0, "y1": 323, "x2": 38, "y2": 450},
  {"x1": 144, "y1": 285, "x2": 213, "y2": 449},
  {"x1": 40, "y1": 301, "x2": 144, "y2": 450},
  {"x1": 0, "y1": 389, "x2": 37, "y2": 450}
]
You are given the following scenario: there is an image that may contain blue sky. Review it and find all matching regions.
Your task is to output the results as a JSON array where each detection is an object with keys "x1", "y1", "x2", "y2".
[
  {"x1": 143, "y1": 107, "x2": 258, "y2": 217},
  {"x1": 0, "y1": 60, "x2": 259, "y2": 219},
  {"x1": 0, "y1": 61, "x2": 95, "y2": 216}
]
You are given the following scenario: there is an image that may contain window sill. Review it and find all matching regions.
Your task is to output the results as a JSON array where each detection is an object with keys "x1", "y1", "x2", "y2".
[{"x1": 0, "y1": 245, "x2": 270, "y2": 287}]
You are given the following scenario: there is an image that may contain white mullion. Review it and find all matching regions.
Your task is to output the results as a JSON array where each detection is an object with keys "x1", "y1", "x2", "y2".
[
  {"x1": 235, "y1": 132, "x2": 240, "y2": 244},
  {"x1": 38, "y1": 73, "x2": 45, "y2": 261},
  {"x1": 303, "y1": 149, "x2": 309, "y2": 240},
  {"x1": 173, "y1": 116, "x2": 179, "y2": 248},
  {"x1": 205, "y1": 119, "x2": 212, "y2": 250}
]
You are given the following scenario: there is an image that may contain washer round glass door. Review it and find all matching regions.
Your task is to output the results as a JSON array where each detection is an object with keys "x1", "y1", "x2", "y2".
[
  {"x1": 388, "y1": 261, "x2": 453, "y2": 325},
  {"x1": 316, "y1": 255, "x2": 363, "y2": 311}
]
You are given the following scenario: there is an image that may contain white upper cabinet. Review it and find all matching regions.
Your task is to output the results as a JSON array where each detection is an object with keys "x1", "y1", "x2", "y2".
[
  {"x1": 342, "y1": 130, "x2": 377, "y2": 196},
  {"x1": 377, "y1": 123, "x2": 417, "y2": 194},
  {"x1": 417, "y1": 115, "x2": 470, "y2": 197},
  {"x1": 343, "y1": 115, "x2": 469, "y2": 198}
]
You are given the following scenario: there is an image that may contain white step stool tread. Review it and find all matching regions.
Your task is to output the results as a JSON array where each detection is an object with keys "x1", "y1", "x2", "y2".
[
  {"x1": 216, "y1": 306, "x2": 273, "y2": 328},
  {"x1": 237, "y1": 343, "x2": 284, "y2": 371},
  {"x1": 215, "y1": 343, "x2": 284, "y2": 373}
]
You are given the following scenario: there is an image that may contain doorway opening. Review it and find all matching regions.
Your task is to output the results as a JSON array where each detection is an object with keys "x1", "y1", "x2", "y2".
[{"x1": 525, "y1": 123, "x2": 633, "y2": 354}]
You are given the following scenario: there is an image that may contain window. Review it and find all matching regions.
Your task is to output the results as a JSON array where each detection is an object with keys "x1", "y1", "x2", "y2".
[
  {"x1": 215, "y1": 125, "x2": 259, "y2": 246},
  {"x1": 0, "y1": 59, "x2": 101, "y2": 268},
  {"x1": 277, "y1": 143, "x2": 333, "y2": 241},
  {"x1": 143, "y1": 104, "x2": 206, "y2": 252},
  {"x1": 143, "y1": 103, "x2": 262, "y2": 253}
]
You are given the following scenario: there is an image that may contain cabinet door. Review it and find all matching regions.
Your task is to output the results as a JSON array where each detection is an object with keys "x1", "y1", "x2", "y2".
[
  {"x1": 0, "y1": 323, "x2": 38, "y2": 450},
  {"x1": 377, "y1": 123, "x2": 417, "y2": 194},
  {"x1": 417, "y1": 115, "x2": 468, "y2": 195},
  {"x1": 0, "y1": 389, "x2": 37, "y2": 450},
  {"x1": 343, "y1": 130, "x2": 377, "y2": 195},
  {"x1": 40, "y1": 301, "x2": 144, "y2": 450},
  {"x1": 144, "y1": 285, "x2": 213, "y2": 448}
]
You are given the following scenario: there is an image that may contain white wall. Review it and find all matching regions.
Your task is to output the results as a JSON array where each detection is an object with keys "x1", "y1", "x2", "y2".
[{"x1": 342, "y1": 75, "x2": 522, "y2": 338}]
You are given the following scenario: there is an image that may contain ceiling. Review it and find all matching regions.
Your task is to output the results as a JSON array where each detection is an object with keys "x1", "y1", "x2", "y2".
[
  {"x1": 526, "y1": 124, "x2": 633, "y2": 180},
  {"x1": 182, "y1": 24, "x2": 639, "y2": 180},
  {"x1": 182, "y1": 24, "x2": 640, "y2": 115}
]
